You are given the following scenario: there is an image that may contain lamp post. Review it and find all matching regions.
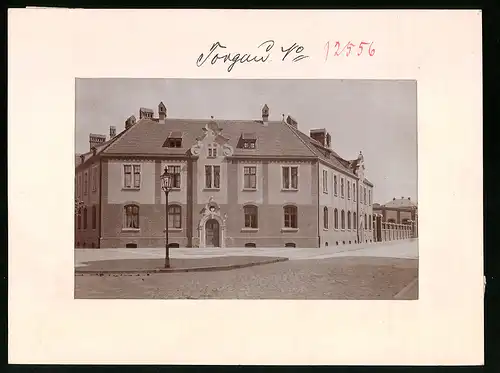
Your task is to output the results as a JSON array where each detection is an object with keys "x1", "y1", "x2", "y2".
[{"x1": 160, "y1": 168, "x2": 174, "y2": 268}]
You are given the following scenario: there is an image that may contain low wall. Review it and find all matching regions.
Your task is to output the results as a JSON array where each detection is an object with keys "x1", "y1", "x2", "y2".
[{"x1": 373, "y1": 214, "x2": 417, "y2": 242}]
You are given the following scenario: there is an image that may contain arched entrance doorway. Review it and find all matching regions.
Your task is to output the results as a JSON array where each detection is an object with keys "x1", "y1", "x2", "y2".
[{"x1": 205, "y1": 219, "x2": 220, "y2": 247}]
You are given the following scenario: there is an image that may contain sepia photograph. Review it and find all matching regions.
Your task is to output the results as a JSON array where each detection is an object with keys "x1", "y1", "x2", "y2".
[{"x1": 74, "y1": 78, "x2": 419, "y2": 300}]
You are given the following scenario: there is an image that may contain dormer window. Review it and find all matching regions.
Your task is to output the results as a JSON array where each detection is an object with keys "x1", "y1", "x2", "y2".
[
  {"x1": 162, "y1": 131, "x2": 183, "y2": 148},
  {"x1": 243, "y1": 140, "x2": 256, "y2": 149},
  {"x1": 208, "y1": 143, "x2": 218, "y2": 158},
  {"x1": 166, "y1": 138, "x2": 182, "y2": 148},
  {"x1": 238, "y1": 132, "x2": 257, "y2": 149}
]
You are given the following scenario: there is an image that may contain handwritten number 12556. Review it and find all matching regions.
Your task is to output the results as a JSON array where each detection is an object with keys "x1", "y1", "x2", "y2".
[{"x1": 324, "y1": 41, "x2": 375, "y2": 61}]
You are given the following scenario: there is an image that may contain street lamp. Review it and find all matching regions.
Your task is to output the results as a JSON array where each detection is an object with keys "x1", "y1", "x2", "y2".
[{"x1": 161, "y1": 167, "x2": 174, "y2": 268}]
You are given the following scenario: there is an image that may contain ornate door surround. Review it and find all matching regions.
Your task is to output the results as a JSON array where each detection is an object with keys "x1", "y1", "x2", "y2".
[{"x1": 198, "y1": 197, "x2": 227, "y2": 248}]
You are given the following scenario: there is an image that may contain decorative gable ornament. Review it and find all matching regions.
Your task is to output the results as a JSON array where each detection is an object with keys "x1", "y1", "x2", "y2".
[
  {"x1": 200, "y1": 197, "x2": 226, "y2": 222},
  {"x1": 190, "y1": 120, "x2": 234, "y2": 157}
]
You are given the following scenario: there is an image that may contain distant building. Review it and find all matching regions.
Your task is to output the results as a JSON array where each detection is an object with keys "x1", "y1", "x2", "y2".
[
  {"x1": 75, "y1": 102, "x2": 377, "y2": 249},
  {"x1": 373, "y1": 197, "x2": 418, "y2": 224}
]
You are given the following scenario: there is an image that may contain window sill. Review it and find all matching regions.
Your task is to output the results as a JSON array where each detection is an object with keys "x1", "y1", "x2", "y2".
[
  {"x1": 122, "y1": 187, "x2": 141, "y2": 191},
  {"x1": 281, "y1": 188, "x2": 298, "y2": 192},
  {"x1": 323, "y1": 190, "x2": 328, "y2": 194},
  {"x1": 203, "y1": 188, "x2": 220, "y2": 191},
  {"x1": 323, "y1": 228, "x2": 329, "y2": 231},
  {"x1": 163, "y1": 228, "x2": 183, "y2": 232},
  {"x1": 242, "y1": 188, "x2": 257, "y2": 192},
  {"x1": 122, "y1": 228, "x2": 140, "y2": 232},
  {"x1": 281, "y1": 228, "x2": 299, "y2": 233},
  {"x1": 241, "y1": 228, "x2": 259, "y2": 232}
]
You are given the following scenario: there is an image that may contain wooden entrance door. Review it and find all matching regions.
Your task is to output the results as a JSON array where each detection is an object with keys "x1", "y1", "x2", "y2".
[{"x1": 205, "y1": 219, "x2": 220, "y2": 247}]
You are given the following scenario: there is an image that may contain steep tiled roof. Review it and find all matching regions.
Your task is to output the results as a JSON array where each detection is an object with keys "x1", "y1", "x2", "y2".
[
  {"x1": 286, "y1": 124, "x2": 356, "y2": 175},
  {"x1": 76, "y1": 128, "x2": 129, "y2": 170},
  {"x1": 103, "y1": 118, "x2": 315, "y2": 158},
  {"x1": 96, "y1": 116, "x2": 370, "y2": 184}
]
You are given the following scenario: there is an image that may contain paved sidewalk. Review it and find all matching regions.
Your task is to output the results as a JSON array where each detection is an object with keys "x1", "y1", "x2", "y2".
[
  {"x1": 75, "y1": 256, "x2": 288, "y2": 274},
  {"x1": 75, "y1": 239, "x2": 418, "y2": 267}
]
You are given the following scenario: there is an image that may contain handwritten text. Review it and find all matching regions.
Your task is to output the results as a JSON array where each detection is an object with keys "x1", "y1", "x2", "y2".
[
  {"x1": 196, "y1": 41, "x2": 309, "y2": 72},
  {"x1": 324, "y1": 41, "x2": 376, "y2": 61}
]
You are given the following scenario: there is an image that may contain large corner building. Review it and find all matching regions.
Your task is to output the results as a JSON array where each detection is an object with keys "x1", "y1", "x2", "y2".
[{"x1": 75, "y1": 103, "x2": 375, "y2": 249}]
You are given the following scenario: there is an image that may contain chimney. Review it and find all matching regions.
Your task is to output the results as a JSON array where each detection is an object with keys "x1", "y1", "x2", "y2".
[
  {"x1": 89, "y1": 133, "x2": 106, "y2": 151},
  {"x1": 286, "y1": 115, "x2": 298, "y2": 129},
  {"x1": 139, "y1": 107, "x2": 154, "y2": 119},
  {"x1": 262, "y1": 104, "x2": 269, "y2": 123},
  {"x1": 109, "y1": 126, "x2": 116, "y2": 138},
  {"x1": 310, "y1": 128, "x2": 330, "y2": 147},
  {"x1": 125, "y1": 115, "x2": 136, "y2": 130},
  {"x1": 158, "y1": 102, "x2": 167, "y2": 123}
]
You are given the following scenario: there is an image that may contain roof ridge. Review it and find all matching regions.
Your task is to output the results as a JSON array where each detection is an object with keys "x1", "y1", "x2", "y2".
[
  {"x1": 282, "y1": 121, "x2": 320, "y2": 159},
  {"x1": 285, "y1": 123, "x2": 356, "y2": 176}
]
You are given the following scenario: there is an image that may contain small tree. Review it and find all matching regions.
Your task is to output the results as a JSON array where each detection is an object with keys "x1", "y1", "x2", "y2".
[{"x1": 75, "y1": 198, "x2": 84, "y2": 215}]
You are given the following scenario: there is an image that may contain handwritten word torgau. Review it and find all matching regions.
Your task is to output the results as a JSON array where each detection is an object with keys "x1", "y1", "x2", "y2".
[{"x1": 196, "y1": 41, "x2": 309, "y2": 72}]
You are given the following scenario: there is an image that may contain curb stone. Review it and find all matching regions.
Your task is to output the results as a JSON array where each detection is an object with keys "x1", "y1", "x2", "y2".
[
  {"x1": 393, "y1": 277, "x2": 418, "y2": 300},
  {"x1": 75, "y1": 257, "x2": 288, "y2": 276}
]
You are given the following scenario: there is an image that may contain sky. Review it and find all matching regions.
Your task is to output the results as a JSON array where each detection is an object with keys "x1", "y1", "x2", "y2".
[{"x1": 75, "y1": 79, "x2": 417, "y2": 205}]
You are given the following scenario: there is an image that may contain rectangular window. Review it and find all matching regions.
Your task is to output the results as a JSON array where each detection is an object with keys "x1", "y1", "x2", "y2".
[
  {"x1": 133, "y1": 165, "x2": 141, "y2": 188},
  {"x1": 92, "y1": 205, "x2": 97, "y2": 229},
  {"x1": 244, "y1": 206, "x2": 258, "y2": 228},
  {"x1": 205, "y1": 165, "x2": 220, "y2": 189},
  {"x1": 242, "y1": 140, "x2": 256, "y2": 149},
  {"x1": 124, "y1": 165, "x2": 132, "y2": 188},
  {"x1": 322, "y1": 170, "x2": 328, "y2": 193},
  {"x1": 124, "y1": 205, "x2": 139, "y2": 229},
  {"x1": 340, "y1": 177, "x2": 345, "y2": 198},
  {"x1": 123, "y1": 164, "x2": 141, "y2": 189},
  {"x1": 353, "y1": 184, "x2": 356, "y2": 202},
  {"x1": 364, "y1": 187, "x2": 367, "y2": 205},
  {"x1": 92, "y1": 167, "x2": 98, "y2": 192},
  {"x1": 83, "y1": 207, "x2": 88, "y2": 230},
  {"x1": 78, "y1": 174, "x2": 82, "y2": 197},
  {"x1": 284, "y1": 206, "x2": 298, "y2": 228},
  {"x1": 168, "y1": 205, "x2": 182, "y2": 228},
  {"x1": 282, "y1": 166, "x2": 298, "y2": 190},
  {"x1": 347, "y1": 180, "x2": 351, "y2": 199},
  {"x1": 166, "y1": 138, "x2": 182, "y2": 148},
  {"x1": 84, "y1": 172, "x2": 88, "y2": 195},
  {"x1": 368, "y1": 189, "x2": 371, "y2": 205},
  {"x1": 243, "y1": 166, "x2": 257, "y2": 189},
  {"x1": 360, "y1": 186, "x2": 363, "y2": 203},
  {"x1": 333, "y1": 175, "x2": 338, "y2": 196},
  {"x1": 208, "y1": 144, "x2": 218, "y2": 158},
  {"x1": 166, "y1": 165, "x2": 181, "y2": 188}
]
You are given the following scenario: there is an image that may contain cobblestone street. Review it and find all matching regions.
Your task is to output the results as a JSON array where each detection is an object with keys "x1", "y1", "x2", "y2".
[{"x1": 75, "y1": 256, "x2": 418, "y2": 300}]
